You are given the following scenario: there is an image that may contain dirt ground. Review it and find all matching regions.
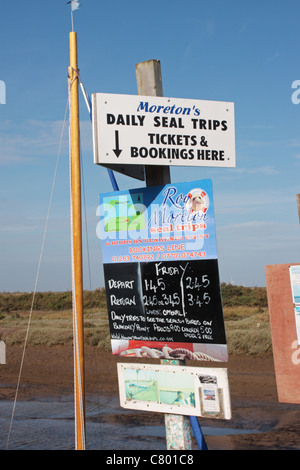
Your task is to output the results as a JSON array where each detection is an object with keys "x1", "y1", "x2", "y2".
[{"x1": 1, "y1": 344, "x2": 300, "y2": 450}]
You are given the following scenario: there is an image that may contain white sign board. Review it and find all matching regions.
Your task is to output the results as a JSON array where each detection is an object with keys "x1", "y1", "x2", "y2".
[
  {"x1": 117, "y1": 363, "x2": 231, "y2": 419},
  {"x1": 92, "y1": 93, "x2": 235, "y2": 168}
]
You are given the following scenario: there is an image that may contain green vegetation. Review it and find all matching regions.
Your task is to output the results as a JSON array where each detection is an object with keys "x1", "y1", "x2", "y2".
[
  {"x1": 0, "y1": 289, "x2": 107, "y2": 314},
  {"x1": 0, "y1": 289, "x2": 111, "y2": 350},
  {"x1": 0, "y1": 285, "x2": 272, "y2": 355},
  {"x1": 220, "y1": 283, "x2": 268, "y2": 308},
  {"x1": 223, "y1": 306, "x2": 271, "y2": 355}
]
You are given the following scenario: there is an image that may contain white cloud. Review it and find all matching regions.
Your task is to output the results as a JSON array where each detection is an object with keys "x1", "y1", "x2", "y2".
[
  {"x1": 0, "y1": 119, "x2": 93, "y2": 165},
  {"x1": 218, "y1": 221, "x2": 300, "y2": 256},
  {"x1": 214, "y1": 187, "x2": 296, "y2": 216},
  {"x1": 234, "y1": 166, "x2": 279, "y2": 175}
]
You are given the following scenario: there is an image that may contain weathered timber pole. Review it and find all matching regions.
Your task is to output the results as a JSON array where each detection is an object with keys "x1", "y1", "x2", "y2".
[{"x1": 135, "y1": 59, "x2": 193, "y2": 450}]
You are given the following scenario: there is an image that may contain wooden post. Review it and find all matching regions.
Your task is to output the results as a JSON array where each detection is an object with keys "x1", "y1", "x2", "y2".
[
  {"x1": 69, "y1": 31, "x2": 85, "y2": 451},
  {"x1": 135, "y1": 60, "x2": 171, "y2": 186},
  {"x1": 136, "y1": 60, "x2": 192, "y2": 450}
]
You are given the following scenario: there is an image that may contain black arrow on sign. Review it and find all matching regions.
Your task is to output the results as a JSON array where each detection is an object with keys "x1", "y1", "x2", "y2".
[{"x1": 113, "y1": 130, "x2": 122, "y2": 157}]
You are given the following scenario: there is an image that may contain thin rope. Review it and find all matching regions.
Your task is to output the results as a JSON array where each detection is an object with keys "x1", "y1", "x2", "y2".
[
  {"x1": 80, "y1": 135, "x2": 104, "y2": 448},
  {"x1": 5, "y1": 99, "x2": 69, "y2": 450},
  {"x1": 77, "y1": 83, "x2": 105, "y2": 448}
]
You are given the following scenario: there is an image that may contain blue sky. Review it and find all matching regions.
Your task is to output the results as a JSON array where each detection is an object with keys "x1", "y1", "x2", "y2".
[{"x1": 1, "y1": 0, "x2": 300, "y2": 292}]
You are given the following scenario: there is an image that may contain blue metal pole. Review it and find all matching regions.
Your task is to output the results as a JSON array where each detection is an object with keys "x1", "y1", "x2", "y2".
[
  {"x1": 190, "y1": 416, "x2": 208, "y2": 450},
  {"x1": 107, "y1": 168, "x2": 119, "y2": 191}
]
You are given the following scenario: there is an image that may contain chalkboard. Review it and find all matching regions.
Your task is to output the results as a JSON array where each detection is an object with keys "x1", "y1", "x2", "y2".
[
  {"x1": 104, "y1": 259, "x2": 226, "y2": 345},
  {"x1": 103, "y1": 262, "x2": 145, "y2": 341}
]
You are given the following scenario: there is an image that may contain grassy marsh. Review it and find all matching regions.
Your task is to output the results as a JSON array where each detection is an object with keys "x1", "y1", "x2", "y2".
[{"x1": 0, "y1": 285, "x2": 272, "y2": 355}]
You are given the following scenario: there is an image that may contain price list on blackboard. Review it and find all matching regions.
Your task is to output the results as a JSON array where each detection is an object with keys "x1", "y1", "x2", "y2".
[{"x1": 104, "y1": 259, "x2": 226, "y2": 345}]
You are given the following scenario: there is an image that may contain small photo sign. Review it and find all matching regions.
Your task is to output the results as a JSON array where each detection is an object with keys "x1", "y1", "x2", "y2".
[{"x1": 117, "y1": 362, "x2": 231, "y2": 419}]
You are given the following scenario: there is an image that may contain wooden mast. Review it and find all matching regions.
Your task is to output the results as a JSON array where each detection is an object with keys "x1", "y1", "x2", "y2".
[{"x1": 68, "y1": 31, "x2": 85, "y2": 450}]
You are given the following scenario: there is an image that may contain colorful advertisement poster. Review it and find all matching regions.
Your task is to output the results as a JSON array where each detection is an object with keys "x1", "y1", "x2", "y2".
[{"x1": 98, "y1": 179, "x2": 227, "y2": 361}]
